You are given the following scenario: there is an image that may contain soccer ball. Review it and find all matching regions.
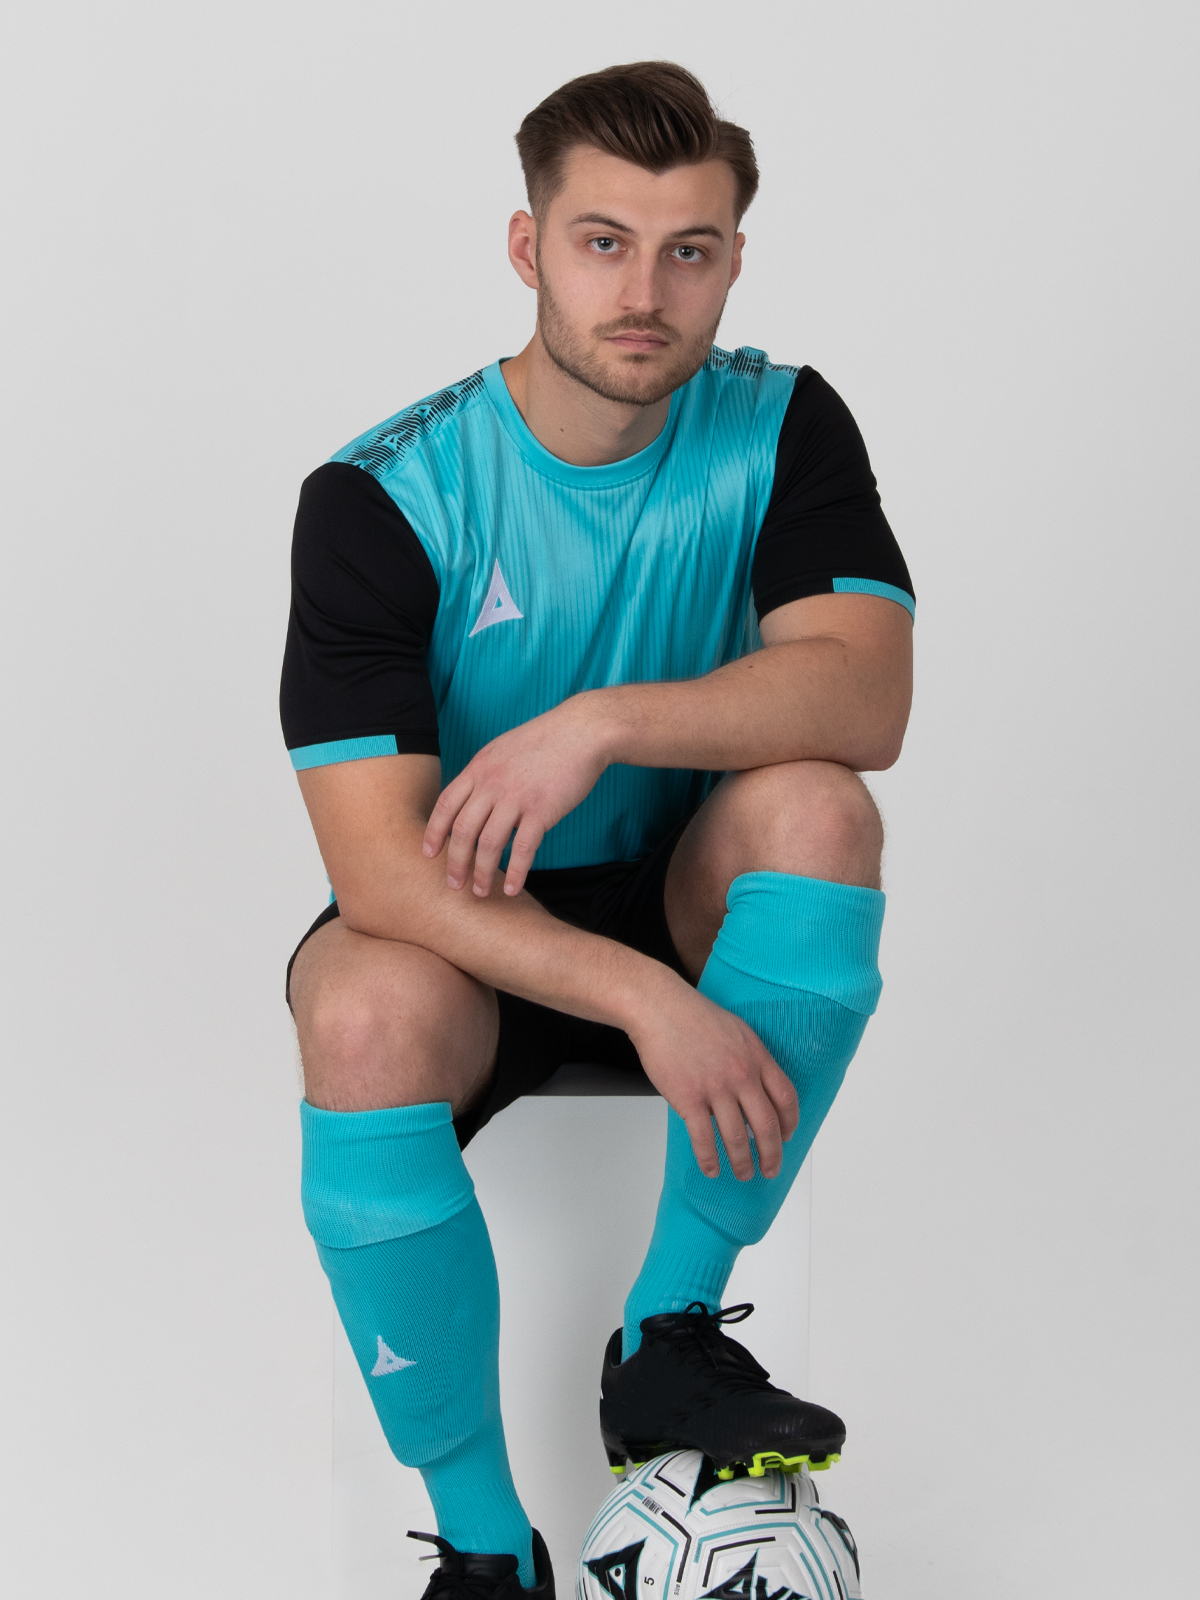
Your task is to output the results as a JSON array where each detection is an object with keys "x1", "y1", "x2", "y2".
[{"x1": 578, "y1": 1451, "x2": 862, "y2": 1600}]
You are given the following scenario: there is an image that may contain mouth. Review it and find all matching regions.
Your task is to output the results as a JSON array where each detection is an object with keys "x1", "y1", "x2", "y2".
[{"x1": 605, "y1": 332, "x2": 671, "y2": 354}]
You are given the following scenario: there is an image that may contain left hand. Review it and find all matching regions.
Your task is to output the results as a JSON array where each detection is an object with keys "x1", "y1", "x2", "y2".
[{"x1": 422, "y1": 696, "x2": 612, "y2": 896}]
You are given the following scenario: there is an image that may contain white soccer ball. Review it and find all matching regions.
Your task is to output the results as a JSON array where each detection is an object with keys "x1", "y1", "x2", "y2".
[{"x1": 578, "y1": 1451, "x2": 862, "y2": 1600}]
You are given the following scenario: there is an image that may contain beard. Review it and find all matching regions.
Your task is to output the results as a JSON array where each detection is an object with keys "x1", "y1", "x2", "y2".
[{"x1": 536, "y1": 267, "x2": 726, "y2": 407}]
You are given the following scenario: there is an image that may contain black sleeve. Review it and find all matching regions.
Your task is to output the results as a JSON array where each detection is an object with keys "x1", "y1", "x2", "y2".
[
  {"x1": 279, "y1": 461, "x2": 441, "y2": 760},
  {"x1": 751, "y1": 367, "x2": 914, "y2": 620}
]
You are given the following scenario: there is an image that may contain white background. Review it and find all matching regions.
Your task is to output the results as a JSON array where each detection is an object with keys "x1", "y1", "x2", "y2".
[{"x1": 2, "y1": 1, "x2": 1197, "y2": 1595}]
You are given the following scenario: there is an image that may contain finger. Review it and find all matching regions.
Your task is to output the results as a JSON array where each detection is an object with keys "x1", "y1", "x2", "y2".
[
  {"x1": 712, "y1": 1095, "x2": 755, "y2": 1182},
  {"x1": 683, "y1": 1109, "x2": 721, "y2": 1179},
  {"x1": 445, "y1": 796, "x2": 496, "y2": 889},
  {"x1": 762, "y1": 1058, "x2": 800, "y2": 1140},
  {"x1": 741, "y1": 1022, "x2": 798, "y2": 1140},
  {"x1": 502, "y1": 819, "x2": 546, "y2": 897},
  {"x1": 739, "y1": 1085, "x2": 783, "y2": 1179},
  {"x1": 423, "y1": 775, "x2": 473, "y2": 859},
  {"x1": 472, "y1": 808, "x2": 520, "y2": 897}
]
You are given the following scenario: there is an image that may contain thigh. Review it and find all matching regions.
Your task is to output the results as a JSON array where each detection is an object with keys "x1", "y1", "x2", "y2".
[{"x1": 288, "y1": 914, "x2": 499, "y2": 1119}]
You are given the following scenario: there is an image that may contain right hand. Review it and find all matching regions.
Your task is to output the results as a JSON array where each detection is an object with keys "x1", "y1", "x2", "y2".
[
  {"x1": 627, "y1": 978, "x2": 800, "y2": 1181},
  {"x1": 421, "y1": 695, "x2": 611, "y2": 899}
]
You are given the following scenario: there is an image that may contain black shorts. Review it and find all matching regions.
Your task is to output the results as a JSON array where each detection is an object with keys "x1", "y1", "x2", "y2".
[{"x1": 285, "y1": 812, "x2": 693, "y2": 1147}]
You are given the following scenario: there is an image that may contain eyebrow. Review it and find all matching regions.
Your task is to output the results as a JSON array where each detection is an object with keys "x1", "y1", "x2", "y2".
[{"x1": 568, "y1": 211, "x2": 726, "y2": 242}]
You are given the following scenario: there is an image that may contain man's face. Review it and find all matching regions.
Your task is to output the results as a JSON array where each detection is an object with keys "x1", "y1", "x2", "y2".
[{"x1": 523, "y1": 146, "x2": 744, "y2": 407}]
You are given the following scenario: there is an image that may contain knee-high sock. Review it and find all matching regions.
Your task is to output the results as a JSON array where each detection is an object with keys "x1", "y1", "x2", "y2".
[
  {"x1": 623, "y1": 872, "x2": 884, "y2": 1357},
  {"x1": 300, "y1": 1100, "x2": 535, "y2": 1585}
]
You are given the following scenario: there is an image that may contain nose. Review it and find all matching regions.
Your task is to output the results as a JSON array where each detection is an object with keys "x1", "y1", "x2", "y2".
[{"x1": 618, "y1": 249, "x2": 666, "y2": 316}]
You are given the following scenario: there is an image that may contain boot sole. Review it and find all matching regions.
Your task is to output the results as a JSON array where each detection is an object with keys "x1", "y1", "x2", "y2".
[{"x1": 601, "y1": 1427, "x2": 842, "y2": 1477}]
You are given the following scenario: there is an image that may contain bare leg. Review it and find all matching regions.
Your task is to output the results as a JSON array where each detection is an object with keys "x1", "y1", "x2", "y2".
[{"x1": 289, "y1": 918, "x2": 499, "y2": 1114}]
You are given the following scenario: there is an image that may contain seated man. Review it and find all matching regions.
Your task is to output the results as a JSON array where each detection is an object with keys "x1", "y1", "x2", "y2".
[{"x1": 281, "y1": 59, "x2": 913, "y2": 1600}]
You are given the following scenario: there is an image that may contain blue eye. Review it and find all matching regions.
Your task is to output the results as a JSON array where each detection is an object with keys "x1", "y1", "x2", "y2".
[
  {"x1": 591, "y1": 237, "x2": 619, "y2": 253},
  {"x1": 674, "y1": 245, "x2": 701, "y2": 261}
]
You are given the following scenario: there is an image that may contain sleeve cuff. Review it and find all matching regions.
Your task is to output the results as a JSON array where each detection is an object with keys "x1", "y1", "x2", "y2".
[
  {"x1": 832, "y1": 577, "x2": 915, "y2": 617},
  {"x1": 289, "y1": 734, "x2": 401, "y2": 771}
]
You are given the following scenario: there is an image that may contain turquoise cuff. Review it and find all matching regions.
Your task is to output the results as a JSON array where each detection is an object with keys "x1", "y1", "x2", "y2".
[
  {"x1": 290, "y1": 734, "x2": 399, "y2": 771},
  {"x1": 712, "y1": 871, "x2": 885, "y2": 1015},
  {"x1": 300, "y1": 1099, "x2": 475, "y2": 1248},
  {"x1": 832, "y1": 577, "x2": 915, "y2": 617}
]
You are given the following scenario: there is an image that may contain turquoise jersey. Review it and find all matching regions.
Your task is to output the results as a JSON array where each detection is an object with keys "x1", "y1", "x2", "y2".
[{"x1": 281, "y1": 347, "x2": 914, "y2": 869}]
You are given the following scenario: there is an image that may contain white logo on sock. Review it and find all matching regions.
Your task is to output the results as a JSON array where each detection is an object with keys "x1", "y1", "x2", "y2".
[
  {"x1": 469, "y1": 560, "x2": 524, "y2": 637},
  {"x1": 371, "y1": 1336, "x2": 417, "y2": 1376}
]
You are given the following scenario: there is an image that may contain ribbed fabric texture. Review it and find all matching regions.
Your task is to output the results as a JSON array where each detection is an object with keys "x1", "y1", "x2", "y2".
[
  {"x1": 301, "y1": 1102, "x2": 534, "y2": 1584},
  {"x1": 623, "y1": 873, "x2": 884, "y2": 1357}
]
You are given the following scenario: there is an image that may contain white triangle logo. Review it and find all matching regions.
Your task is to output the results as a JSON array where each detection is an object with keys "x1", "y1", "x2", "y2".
[
  {"x1": 469, "y1": 560, "x2": 524, "y2": 637},
  {"x1": 371, "y1": 1336, "x2": 416, "y2": 1377}
]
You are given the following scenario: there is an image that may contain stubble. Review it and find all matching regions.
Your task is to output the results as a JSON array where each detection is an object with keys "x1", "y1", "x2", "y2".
[{"x1": 536, "y1": 266, "x2": 726, "y2": 407}]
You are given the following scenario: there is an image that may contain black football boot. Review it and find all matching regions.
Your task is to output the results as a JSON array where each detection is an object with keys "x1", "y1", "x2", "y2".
[
  {"x1": 408, "y1": 1530, "x2": 555, "y2": 1600},
  {"x1": 599, "y1": 1302, "x2": 845, "y2": 1479}
]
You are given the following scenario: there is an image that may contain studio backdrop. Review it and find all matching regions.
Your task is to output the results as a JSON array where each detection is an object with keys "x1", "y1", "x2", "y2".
[{"x1": 1, "y1": 3, "x2": 1196, "y2": 1597}]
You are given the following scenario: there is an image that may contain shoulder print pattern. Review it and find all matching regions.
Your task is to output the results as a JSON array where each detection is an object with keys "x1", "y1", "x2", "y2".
[
  {"x1": 704, "y1": 345, "x2": 800, "y2": 380},
  {"x1": 332, "y1": 368, "x2": 487, "y2": 479}
]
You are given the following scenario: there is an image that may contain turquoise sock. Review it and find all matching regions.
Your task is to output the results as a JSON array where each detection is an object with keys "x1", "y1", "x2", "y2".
[
  {"x1": 623, "y1": 872, "x2": 884, "y2": 1356},
  {"x1": 301, "y1": 1100, "x2": 535, "y2": 1586}
]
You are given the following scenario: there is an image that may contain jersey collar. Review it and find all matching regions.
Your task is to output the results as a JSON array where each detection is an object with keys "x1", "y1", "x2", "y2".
[{"x1": 483, "y1": 360, "x2": 681, "y2": 488}]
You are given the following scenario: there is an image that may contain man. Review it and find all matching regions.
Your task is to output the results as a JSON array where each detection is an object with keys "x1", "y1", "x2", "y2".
[{"x1": 281, "y1": 60, "x2": 913, "y2": 1600}]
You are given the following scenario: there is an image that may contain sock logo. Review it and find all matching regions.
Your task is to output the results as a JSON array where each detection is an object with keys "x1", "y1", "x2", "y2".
[{"x1": 371, "y1": 1336, "x2": 416, "y2": 1377}]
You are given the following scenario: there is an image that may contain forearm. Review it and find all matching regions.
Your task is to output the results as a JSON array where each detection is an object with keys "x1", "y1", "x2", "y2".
[
  {"x1": 588, "y1": 633, "x2": 911, "y2": 775},
  {"x1": 302, "y1": 763, "x2": 684, "y2": 1031},
  {"x1": 420, "y1": 596, "x2": 912, "y2": 900}
]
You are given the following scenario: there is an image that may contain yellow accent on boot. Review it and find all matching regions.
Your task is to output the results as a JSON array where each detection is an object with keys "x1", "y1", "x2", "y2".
[
  {"x1": 716, "y1": 1467, "x2": 735, "y2": 1480},
  {"x1": 610, "y1": 1464, "x2": 626, "y2": 1475},
  {"x1": 747, "y1": 1450, "x2": 841, "y2": 1477}
]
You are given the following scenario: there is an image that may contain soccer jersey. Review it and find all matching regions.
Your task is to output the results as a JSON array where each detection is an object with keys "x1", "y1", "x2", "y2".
[{"x1": 280, "y1": 347, "x2": 913, "y2": 869}]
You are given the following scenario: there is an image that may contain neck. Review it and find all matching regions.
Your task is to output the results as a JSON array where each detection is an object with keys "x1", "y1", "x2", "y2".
[{"x1": 500, "y1": 331, "x2": 670, "y2": 467}]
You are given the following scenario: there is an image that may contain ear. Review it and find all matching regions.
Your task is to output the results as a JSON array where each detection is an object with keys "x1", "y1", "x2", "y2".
[
  {"x1": 729, "y1": 231, "x2": 745, "y2": 288},
  {"x1": 508, "y1": 210, "x2": 539, "y2": 289}
]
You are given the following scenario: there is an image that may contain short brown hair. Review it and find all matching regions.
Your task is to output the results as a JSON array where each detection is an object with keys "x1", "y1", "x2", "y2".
[{"x1": 515, "y1": 61, "x2": 758, "y2": 222}]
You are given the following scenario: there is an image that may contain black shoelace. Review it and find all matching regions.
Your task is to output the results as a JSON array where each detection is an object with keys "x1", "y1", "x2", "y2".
[
  {"x1": 655, "y1": 1302, "x2": 779, "y2": 1395},
  {"x1": 409, "y1": 1533, "x2": 518, "y2": 1600}
]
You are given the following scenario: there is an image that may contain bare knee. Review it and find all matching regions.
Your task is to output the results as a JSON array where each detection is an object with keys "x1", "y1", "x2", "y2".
[
  {"x1": 290, "y1": 925, "x2": 498, "y2": 1114},
  {"x1": 300, "y1": 989, "x2": 393, "y2": 1088},
  {"x1": 723, "y1": 760, "x2": 883, "y2": 888}
]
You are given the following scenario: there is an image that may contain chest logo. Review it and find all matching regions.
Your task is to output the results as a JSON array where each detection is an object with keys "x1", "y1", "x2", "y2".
[{"x1": 469, "y1": 560, "x2": 524, "y2": 637}]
